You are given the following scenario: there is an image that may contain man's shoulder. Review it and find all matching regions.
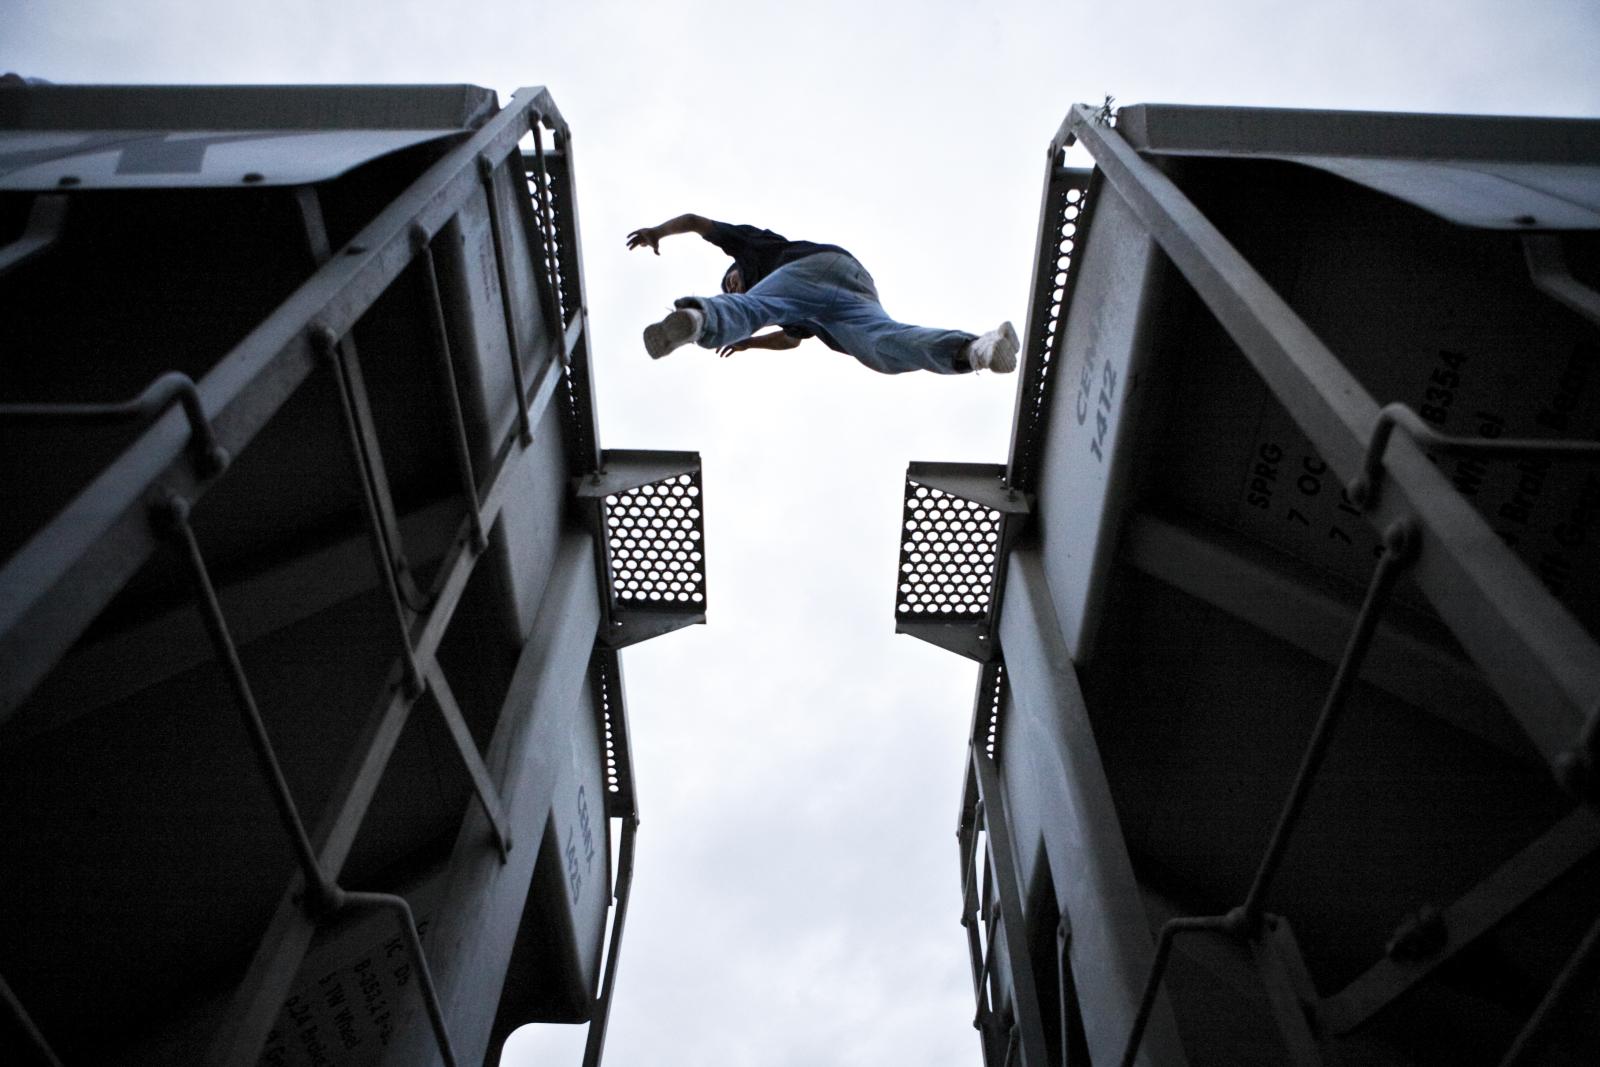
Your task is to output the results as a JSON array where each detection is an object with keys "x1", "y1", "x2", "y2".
[{"x1": 709, "y1": 220, "x2": 789, "y2": 244}]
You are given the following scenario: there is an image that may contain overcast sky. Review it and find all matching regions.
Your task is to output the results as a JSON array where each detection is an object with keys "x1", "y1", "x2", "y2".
[{"x1": 6, "y1": 1, "x2": 1599, "y2": 1064}]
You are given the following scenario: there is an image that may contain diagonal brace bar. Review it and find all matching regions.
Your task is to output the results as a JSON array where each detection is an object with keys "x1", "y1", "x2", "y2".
[
  {"x1": 1240, "y1": 520, "x2": 1418, "y2": 926},
  {"x1": 155, "y1": 493, "x2": 334, "y2": 910},
  {"x1": 315, "y1": 325, "x2": 425, "y2": 695},
  {"x1": 0, "y1": 970, "x2": 63, "y2": 1067},
  {"x1": 478, "y1": 153, "x2": 533, "y2": 445},
  {"x1": 1320, "y1": 807, "x2": 1600, "y2": 1034},
  {"x1": 1497, "y1": 911, "x2": 1600, "y2": 1067},
  {"x1": 424, "y1": 660, "x2": 513, "y2": 860}
]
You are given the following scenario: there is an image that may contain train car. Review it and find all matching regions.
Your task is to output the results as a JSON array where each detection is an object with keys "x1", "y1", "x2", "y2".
[
  {"x1": 0, "y1": 83, "x2": 706, "y2": 1066},
  {"x1": 895, "y1": 102, "x2": 1600, "y2": 1066}
]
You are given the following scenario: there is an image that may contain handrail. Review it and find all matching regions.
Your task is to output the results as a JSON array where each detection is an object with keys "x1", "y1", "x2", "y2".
[
  {"x1": 0, "y1": 369, "x2": 228, "y2": 478},
  {"x1": 1347, "y1": 402, "x2": 1600, "y2": 510}
]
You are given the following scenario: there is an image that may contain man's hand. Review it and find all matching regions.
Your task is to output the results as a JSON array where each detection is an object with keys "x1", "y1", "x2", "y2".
[
  {"x1": 626, "y1": 226, "x2": 662, "y2": 254},
  {"x1": 719, "y1": 331, "x2": 803, "y2": 357},
  {"x1": 625, "y1": 214, "x2": 712, "y2": 255}
]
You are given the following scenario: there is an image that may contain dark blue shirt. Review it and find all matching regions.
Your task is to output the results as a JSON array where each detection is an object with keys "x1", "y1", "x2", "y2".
[
  {"x1": 705, "y1": 221, "x2": 854, "y2": 352},
  {"x1": 705, "y1": 221, "x2": 852, "y2": 289}
]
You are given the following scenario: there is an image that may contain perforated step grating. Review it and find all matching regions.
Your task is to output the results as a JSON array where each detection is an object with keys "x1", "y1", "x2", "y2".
[
  {"x1": 604, "y1": 471, "x2": 706, "y2": 611},
  {"x1": 896, "y1": 480, "x2": 1003, "y2": 621},
  {"x1": 1008, "y1": 166, "x2": 1097, "y2": 494},
  {"x1": 589, "y1": 649, "x2": 635, "y2": 817},
  {"x1": 974, "y1": 660, "x2": 1006, "y2": 759}
]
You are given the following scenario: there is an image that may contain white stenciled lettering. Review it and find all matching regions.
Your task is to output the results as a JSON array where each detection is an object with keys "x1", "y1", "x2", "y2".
[
  {"x1": 1087, "y1": 361, "x2": 1118, "y2": 463},
  {"x1": 1246, "y1": 441, "x2": 1283, "y2": 510},
  {"x1": 566, "y1": 783, "x2": 597, "y2": 902}
]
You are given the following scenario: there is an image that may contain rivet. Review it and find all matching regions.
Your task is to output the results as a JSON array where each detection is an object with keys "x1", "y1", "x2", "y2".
[
  {"x1": 149, "y1": 490, "x2": 191, "y2": 537},
  {"x1": 242, "y1": 172, "x2": 264, "y2": 184},
  {"x1": 310, "y1": 324, "x2": 341, "y2": 362}
]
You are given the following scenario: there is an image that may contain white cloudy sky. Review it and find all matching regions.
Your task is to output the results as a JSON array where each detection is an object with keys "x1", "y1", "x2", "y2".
[{"x1": 5, "y1": 1, "x2": 1599, "y2": 1064}]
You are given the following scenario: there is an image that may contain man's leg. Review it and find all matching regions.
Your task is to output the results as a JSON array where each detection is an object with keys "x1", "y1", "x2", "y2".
[
  {"x1": 809, "y1": 255, "x2": 1023, "y2": 375},
  {"x1": 814, "y1": 259, "x2": 979, "y2": 375},
  {"x1": 677, "y1": 262, "x2": 834, "y2": 350},
  {"x1": 642, "y1": 308, "x2": 704, "y2": 359},
  {"x1": 643, "y1": 277, "x2": 815, "y2": 359},
  {"x1": 830, "y1": 305, "x2": 979, "y2": 374},
  {"x1": 647, "y1": 252, "x2": 1015, "y2": 373}
]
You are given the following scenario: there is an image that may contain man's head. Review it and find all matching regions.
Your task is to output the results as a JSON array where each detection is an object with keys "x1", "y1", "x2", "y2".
[{"x1": 721, "y1": 265, "x2": 745, "y2": 294}]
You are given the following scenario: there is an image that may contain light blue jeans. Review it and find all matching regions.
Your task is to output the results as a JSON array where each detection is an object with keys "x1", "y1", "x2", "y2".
[{"x1": 681, "y1": 252, "x2": 975, "y2": 375}]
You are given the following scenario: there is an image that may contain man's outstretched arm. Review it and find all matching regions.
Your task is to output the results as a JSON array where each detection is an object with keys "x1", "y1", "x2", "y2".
[
  {"x1": 627, "y1": 213, "x2": 714, "y2": 254},
  {"x1": 718, "y1": 331, "x2": 803, "y2": 358}
]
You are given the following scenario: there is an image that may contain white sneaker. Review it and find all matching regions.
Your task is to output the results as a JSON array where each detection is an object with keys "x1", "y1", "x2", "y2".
[
  {"x1": 966, "y1": 321, "x2": 1019, "y2": 373},
  {"x1": 643, "y1": 308, "x2": 704, "y2": 359}
]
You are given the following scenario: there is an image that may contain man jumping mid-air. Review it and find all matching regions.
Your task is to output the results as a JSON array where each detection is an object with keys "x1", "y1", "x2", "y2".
[{"x1": 626, "y1": 213, "x2": 1018, "y2": 375}]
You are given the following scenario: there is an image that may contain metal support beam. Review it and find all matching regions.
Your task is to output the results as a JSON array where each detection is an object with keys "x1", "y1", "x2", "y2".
[
  {"x1": 1119, "y1": 510, "x2": 1534, "y2": 764},
  {"x1": 1056, "y1": 913, "x2": 1080, "y2": 1067},
  {"x1": 563, "y1": 313, "x2": 585, "y2": 365},
  {"x1": 1319, "y1": 807, "x2": 1600, "y2": 1035},
  {"x1": 1065, "y1": 102, "x2": 1600, "y2": 774},
  {"x1": 2, "y1": 497, "x2": 461, "y2": 745},
  {"x1": 998, "y1": 547, "x2": 1188, "y2": 1066}
]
